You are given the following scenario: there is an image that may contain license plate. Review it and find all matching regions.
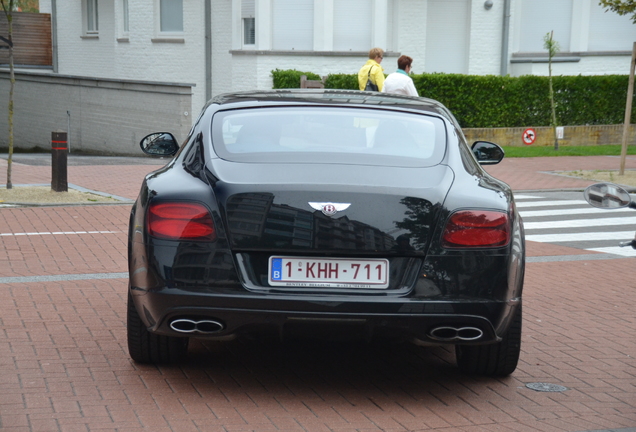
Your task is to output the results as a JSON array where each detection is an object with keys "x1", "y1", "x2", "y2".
[{"x1": 268, "y1": 256, "x2": 389, "y2": 289}]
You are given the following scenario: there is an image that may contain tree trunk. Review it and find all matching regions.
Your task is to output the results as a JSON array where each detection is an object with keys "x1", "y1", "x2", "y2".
[
  {"x1": 6, "y1": 13, "x2": 13, "y2": 189},
  {"x1": 2, "y1": 1, "x2": 14, "y2": 189},
  {"x1": 547, "y1": 35, "x2": 558, "y2": 151}
]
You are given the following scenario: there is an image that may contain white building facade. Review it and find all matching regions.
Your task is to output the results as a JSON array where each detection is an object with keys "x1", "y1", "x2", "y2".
[{"x1": 39, "y1": 0, "x2": 636, "y2": 116}]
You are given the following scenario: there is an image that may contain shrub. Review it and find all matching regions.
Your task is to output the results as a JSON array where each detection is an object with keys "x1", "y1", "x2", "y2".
[
  {"x1": 271, "y1": 69, "x2": 321, "y2": 89},
  {"x1": 272, "y1": 69, "x2": 635, "y2": 127},
  {"x1": 324, "y1": 73, "x2": 360, "y2": 90}
]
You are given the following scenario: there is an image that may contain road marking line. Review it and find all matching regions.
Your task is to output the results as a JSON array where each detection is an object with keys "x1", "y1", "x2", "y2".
[
  {"x1": 0, "y1": 272, "x2": 128, "y2": 284},
  {"x1": 514, "y1": 194, "x2": 544, "y2": 200},
  {"x1": 586, "y1": 246, "x2": 636, "y2": 257},
  {"x1": 0, "y1": 231, "x2": 121, "y2": 237},
  {"x1": 526, "y1": 231, "x2": 635, "y2": 243},
  {"x1": 524, "y1": 216, "x2": 636, "y2": 230},
  {"x1": 519, "y1": 207, "x2": 634, "y2": 218},
  {"x1": 516, "y1": 199, "x2": 588, "y2": 208}
]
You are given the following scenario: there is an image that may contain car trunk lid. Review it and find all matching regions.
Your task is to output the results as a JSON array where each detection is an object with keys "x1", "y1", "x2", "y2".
[{"x1": 208, "y1": 159, "x2": 454, "y2": 255}]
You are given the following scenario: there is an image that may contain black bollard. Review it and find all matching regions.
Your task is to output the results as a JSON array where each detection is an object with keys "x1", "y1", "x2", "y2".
[{"x1": 51, "y1": 131, "x2": 68, "y2": 192}]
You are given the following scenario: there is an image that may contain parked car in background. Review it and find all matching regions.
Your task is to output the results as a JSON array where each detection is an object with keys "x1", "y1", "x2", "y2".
[{"x1": 127, "y1": 89, "x2": 525, "y2": 376}]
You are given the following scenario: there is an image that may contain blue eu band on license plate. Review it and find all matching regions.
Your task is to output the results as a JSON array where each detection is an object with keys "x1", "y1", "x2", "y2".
[
  {"x1": 271, "y1": 257, "x2": 283, "y2": 281},
  {"x1": 268, "y1": 256, "x2": 389, "y2": 288}
]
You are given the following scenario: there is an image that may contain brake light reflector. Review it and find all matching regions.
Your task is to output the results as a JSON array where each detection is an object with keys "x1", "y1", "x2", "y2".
[
  {"x1": 442, "y1": 210, "x2": 510, "y2": 247},
  {"x1": 147, "y1": 202, "x2": 217, "y2": 241}
]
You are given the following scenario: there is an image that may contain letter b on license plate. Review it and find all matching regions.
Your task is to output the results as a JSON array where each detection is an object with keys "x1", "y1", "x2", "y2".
[{"x1": 269, "y1": 256, "x2": 389, "y2": 288}]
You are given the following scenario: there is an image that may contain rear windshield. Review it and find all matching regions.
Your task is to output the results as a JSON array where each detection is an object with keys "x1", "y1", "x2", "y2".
[{"x1": 210, "y1": 106, "x2": 447, "y2": 167}]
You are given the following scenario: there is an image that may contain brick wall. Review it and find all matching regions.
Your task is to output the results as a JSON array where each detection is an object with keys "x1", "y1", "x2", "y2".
[
  {"x1": 464, "y1": 125, "x2": 636, "y2": 147},
  {"x1": 0, "y1": 71, "x2": 192, "y2": 155}
]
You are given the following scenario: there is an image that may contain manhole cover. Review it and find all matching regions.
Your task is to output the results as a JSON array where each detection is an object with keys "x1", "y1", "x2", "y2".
[{"x1": 525, "y1": 382, "x2": 568, "y2": 392}]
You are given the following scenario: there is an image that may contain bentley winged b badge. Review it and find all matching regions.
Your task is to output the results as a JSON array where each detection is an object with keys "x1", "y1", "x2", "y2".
[{"x1": 308, "y1": 202, "x2": 351, "y2": 217}]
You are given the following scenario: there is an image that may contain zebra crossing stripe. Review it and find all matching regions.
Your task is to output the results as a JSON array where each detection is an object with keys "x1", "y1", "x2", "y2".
[
  {"x1": 514, "y1": 194, "x2": 544, "y2": 200},
  {"x1": 523, "y1": 216, "x2": 636, "y2": 230},
  {"x1": 519, "y1": 207, "x2": 634, "y2": 218},
  {"x1": 516, "y1": 199, "x2": 588, "y2": 208},
  {"x1": 516, "y1": 194, "x2": 636, "y2": 258},
  {"x1": 525, "y1": 231, "x2": 635, "y2": 243},
  {"x1": 586, "y1": 246, "x2": 636, "y2": 257}
]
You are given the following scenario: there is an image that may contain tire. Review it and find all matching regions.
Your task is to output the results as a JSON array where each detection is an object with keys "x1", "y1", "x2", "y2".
[
  {"x1": 127, "y1": 293, "x2": 189, "y2": 364},
  {"x1": 455, "y1": 305, "x2": 522, "y2": 377}
]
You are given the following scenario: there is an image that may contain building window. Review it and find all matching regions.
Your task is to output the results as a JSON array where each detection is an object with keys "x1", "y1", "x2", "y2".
[
  {"x1": 333, "y1": 0, "x2": 371, "y2": 51},
  {"x1": 123, "y1": 0, "x2": 129, "y2": 33},
  {"x1": 85, "y1": 0, "x2": 99, "y2": 34},
  {"x1": 272, "y1": 0, "x2": 313, "y2": 50},
  {"x1": 160, "y1": 0, "x2": 183, "y2": 33},
  {"x1": 588, "y1": 1, "x2": 636, "y2": 51},
  {"x1": 244, "y1": 17, "x2": 255, "y2": 44},
  {"x1": 242, "y1": 0, "x2": 255, "y2": 46},
  {"x1": 233, "y1": 0, "x2": 393, "y2": 52},
  {"x1": 517, "y1": 0, "x2": 572, "y2": 52}
]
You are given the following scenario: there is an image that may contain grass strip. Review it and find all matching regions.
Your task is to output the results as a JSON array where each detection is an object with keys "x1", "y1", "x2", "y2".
[{"x1": 502, "y1": 145, "x2": 636, "y2": 158}]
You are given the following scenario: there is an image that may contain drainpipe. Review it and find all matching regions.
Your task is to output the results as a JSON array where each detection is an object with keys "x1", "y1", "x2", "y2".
[
  {"x1": 205, "y1": 0, "x2": 212, "y2": 102},
  {"x1": 51, "y1": 0, "x2": 58, "y2": 73},
  {"x1": 500, "y1": 0, "x2": 511, "y2": 76}
]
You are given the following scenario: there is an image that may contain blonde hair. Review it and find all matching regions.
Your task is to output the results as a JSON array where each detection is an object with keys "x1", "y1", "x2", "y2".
[{"x1": 368, "y1": 47, "x2": 384, "y2": 60}]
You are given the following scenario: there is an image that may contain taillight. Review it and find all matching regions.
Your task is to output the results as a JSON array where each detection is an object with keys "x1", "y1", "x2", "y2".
[
  {"x1": 147, "y1": 202, "x2": 217, "y2": 241},
  {"x1": 442, "y1": 210, "x2": 510, "y2": 248}
]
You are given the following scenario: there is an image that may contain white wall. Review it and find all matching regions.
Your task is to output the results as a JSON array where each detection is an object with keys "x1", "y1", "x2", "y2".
[
  {"x1": 39, "y1": 0, "x2": 636, "y2": 117},
  {"x1": 509, "y1": 0, "x2": 636, "y2": 77},
  {"x1": 468, "y1": 0, "x2": 505, "y2": 75},
  {"x1": 43, "y1": 0, "x2": 206, "y2": 116},
  {"x1": 510, "y1": 55, "x2": 634, "y2": 77}
]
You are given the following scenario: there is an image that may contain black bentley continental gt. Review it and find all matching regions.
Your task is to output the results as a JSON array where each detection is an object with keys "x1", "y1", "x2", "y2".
[{"x1": 128, "y1": 89, "x2": 525, "y2": 376}]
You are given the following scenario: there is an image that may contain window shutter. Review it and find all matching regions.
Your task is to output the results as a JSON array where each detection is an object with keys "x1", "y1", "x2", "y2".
[
  {"x1": 518, "y1": 0, "x2": 572, "y2": 52},
  {"x1": 588, "y1": 2, "x2": 636, "y2": 51},
  {"x1": 242, "y1": 0, "x2": 254, "y2": 18},
  {"x1": 272, "y1": 0, "x2": 313, "y2": 50},
  {"x1": 160, "y1": 0, "x2": 183, "y2": 32},
  {"x1": 333, "y1": 0, "x2": 371, "y2": 51},
  {"x1": 386, "y1": 0, "x2": 394, "y2": 51}
]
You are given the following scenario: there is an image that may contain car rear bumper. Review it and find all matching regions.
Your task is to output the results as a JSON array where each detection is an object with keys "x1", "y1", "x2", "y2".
[{"x1": 130, "y1": 289, "x2": 521, "y2": 345}]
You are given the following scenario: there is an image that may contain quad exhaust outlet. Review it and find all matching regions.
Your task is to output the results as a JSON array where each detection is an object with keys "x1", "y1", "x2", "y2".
[
  {"x1": 429, "y1": 326, "x2": 483, "y2": 342},
  {"x1": 170, "y1": 318, "x2": 225, "y2": 334}
]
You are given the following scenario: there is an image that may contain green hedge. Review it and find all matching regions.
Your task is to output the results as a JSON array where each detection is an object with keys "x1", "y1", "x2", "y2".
[
  {"x1": 271, "y1": 69, "x2": 321, "y2": 89},
  {"x1": 271, "y1": 69, "x2": 635, "y2": 128}
]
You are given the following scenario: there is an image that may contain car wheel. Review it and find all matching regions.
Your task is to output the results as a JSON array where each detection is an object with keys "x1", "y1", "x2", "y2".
[
  {"x1": 127, "y1": 293, "x2": 189, "y2": 364},
  {"x1": 455, "y1": 305, "x2": 521, "y2": 377}
]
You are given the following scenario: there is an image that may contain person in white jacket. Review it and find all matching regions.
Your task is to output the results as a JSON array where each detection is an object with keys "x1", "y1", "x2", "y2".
[{"x1": 381, "y1": 55, "x2": 418, "y2": 97}]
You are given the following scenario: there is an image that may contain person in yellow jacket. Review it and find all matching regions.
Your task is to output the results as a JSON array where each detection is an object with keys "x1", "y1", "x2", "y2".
[{"x1": 358, "y1": 47, "x2": 385, "y2": 92}]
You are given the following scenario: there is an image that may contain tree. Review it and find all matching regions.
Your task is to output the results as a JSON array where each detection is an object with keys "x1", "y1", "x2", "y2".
[
  {"x1": 599, "y1": 0, "x2": 636, "y2": 23},
  {"x1": 16, "y1": 0, "x2": 38, "y2": 12},
  {"x1": 543, "y1": 31, "x2": 560, "y2": 151},
  {"x1": 1, "y1": 0, "x2": 15, "y2": 189}
]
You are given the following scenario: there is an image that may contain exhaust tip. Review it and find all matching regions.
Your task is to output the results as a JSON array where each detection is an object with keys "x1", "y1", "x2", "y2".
[
  {"x1": 429, "y1": 326, "x2": 483, "y2": 342},
  {"x1": 170, "y1": 318, "x2": 225, "y2": 334},
  {"x1": 457, "y1": 327, "x2": 483, "y2": 341}
]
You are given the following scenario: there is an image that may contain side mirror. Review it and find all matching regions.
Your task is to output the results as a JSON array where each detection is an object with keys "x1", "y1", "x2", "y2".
[
  {"x1": 140, "y1": 132, "x2": 179, "y2": 157},
  {"x1": 584, "y1": 183, "x2": 635, "y2": 209},
  {"x1": 471, "y1": 141, "x2": 504, "y2": 165}
]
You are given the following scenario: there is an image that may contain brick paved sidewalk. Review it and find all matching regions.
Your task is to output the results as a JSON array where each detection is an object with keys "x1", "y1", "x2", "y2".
[
  {"x1": 0, "y1": 155, "x2": 164, "y2": 201},
  {"x1": 4, "y1": 154, "x2": 636, "y2": 196},
  {"x1": 484, "y1": 155, "x2": 636, "y2": 191},
  {"x1": 0, "y1": 155, "x2": 635, "y2": 431}
]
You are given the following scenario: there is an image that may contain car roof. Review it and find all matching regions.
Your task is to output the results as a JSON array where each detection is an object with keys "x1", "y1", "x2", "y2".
[{"x1": 208, "y1": 89, "x2": 456, "y2": 123}]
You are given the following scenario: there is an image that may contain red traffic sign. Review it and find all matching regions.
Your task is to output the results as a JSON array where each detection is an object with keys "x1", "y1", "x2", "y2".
[{"x1": 522, "y1": 128, "x2": 536, "y2": 145}]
